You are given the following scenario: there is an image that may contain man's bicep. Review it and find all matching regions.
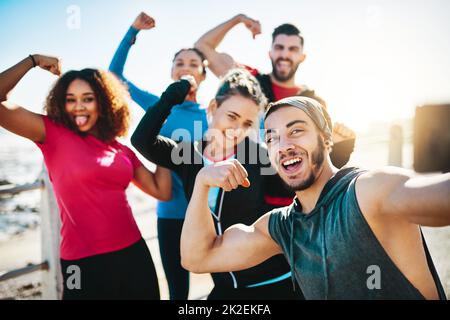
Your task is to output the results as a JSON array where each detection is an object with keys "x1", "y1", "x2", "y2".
[
  {"x1": 203, "y1": 213, "x2": 281, "y2": 273},
  {"x1": 356, "y1": 168, "x2": 416, "y2": 220},
  {"x1": 355, "y1": 167, "x2": 450, "y2": 228},
  {"x1": 384, "y1": 171, "x2": 450, "y2": 226},
  {"x1": 201, "y1": 47, "x2": 236, "y2": 78}
]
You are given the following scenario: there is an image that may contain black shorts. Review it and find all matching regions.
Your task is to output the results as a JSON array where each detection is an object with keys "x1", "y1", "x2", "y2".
[{"x1": 60, "y1": 238, "x2": 160, "y2": 300}]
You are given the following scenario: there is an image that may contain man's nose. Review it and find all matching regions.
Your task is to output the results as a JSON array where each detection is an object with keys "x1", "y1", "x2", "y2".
[
  {"x1": 278, "y1": 136, "x2": 295, "y2": 153},
  {"x1": 280, "y1": 48, "x2": 291, "y2": 59}
]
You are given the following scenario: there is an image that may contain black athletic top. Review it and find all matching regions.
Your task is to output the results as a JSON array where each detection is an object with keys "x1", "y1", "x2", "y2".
[{"x1": 131, "y1": 80, "x2": 295, "y2": 289}]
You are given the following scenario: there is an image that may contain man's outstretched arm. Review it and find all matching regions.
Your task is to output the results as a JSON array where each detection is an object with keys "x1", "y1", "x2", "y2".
[
  {"x1": 356, "y1": 167, "x2": 450, "y2": 227},
  {"x1": 181, "y1": 160, "x2": 282, "y2": 273},
  {"x1": 194, "y1": 14, "x2": 261, "y2": 77}
]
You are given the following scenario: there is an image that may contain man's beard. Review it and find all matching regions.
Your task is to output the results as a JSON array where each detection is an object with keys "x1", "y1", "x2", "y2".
[
  {"x1": 271, "y1": 58, "x2": 300, "y2": 82},
  {"x1": 282, "y1": 135, "x2": 326, "y2": 192}
]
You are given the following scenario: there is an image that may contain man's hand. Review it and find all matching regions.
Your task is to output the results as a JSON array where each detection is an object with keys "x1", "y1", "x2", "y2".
[
  {"x1": 33, "y1": 54, "x2": 61, "y2": 76},
  {"x1": 197, "y1": 159, "x2": 251, "y2": 191},
  {"x1": 132, "y1": 12, "x2": 155, "y2": 30},
  {"x1": 237, "y1": 14, "x2": 261, "y2": 39}
]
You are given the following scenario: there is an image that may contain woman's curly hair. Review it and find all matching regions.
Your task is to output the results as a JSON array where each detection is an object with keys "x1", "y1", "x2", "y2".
[{"x1": 44, "y1": 68, "x2": 130, "y2": 142}]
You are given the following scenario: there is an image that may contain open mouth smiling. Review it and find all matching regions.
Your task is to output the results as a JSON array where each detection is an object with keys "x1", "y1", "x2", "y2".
[{"x1": 280, "y1": 156, "x2": 303, "y2": 174}]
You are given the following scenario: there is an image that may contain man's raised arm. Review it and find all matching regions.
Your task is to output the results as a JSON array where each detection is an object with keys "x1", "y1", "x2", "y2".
[
  {"x1": 356, "y1": 167, "x2": 450, "y2": 227},
  {"x1": 180, "y1": 159, "x2": 282, "y2": 273},
  {"x1": 194, "y1": 14, "x2": 261, "y2": 77}
]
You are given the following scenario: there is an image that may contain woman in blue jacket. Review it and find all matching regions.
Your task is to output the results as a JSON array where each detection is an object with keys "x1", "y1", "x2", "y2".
[{"x1": 109, "y1": 12, "x2": 208, "y2": 300}]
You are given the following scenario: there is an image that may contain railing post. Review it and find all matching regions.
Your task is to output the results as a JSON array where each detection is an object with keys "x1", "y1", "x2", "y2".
[
  {"x1": 388, "y1": 124, "x2": 403, "y2": 167},
  {"x1": 40, "y1": 166, "x2": 62, "y2": 300}
]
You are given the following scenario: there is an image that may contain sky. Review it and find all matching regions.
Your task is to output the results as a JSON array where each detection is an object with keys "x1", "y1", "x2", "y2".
[{"x1": 1, "y1": 0, "x2": 450, "y2": 133}]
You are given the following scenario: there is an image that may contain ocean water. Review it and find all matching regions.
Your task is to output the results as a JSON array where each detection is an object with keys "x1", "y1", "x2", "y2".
[{"x1": 0, "y1": 132, "x2": 43, "y2": 241}]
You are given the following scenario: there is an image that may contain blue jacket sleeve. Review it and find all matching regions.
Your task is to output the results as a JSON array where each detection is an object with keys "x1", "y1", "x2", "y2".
[{"x1": 109, "y1": 26, "x2": 159, "y2": 111}]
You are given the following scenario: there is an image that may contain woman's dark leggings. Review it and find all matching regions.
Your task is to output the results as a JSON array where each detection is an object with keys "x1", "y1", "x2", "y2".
[
  {"x1": 157, "y1": 217, "x2": 189, "y2": 300},
  {"x1": 61, "y1": 238, "x2": 160, "y2": 300}
]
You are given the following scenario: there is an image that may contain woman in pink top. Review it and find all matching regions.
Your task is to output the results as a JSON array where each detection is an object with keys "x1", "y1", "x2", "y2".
[{"x1": 0, "y1": 54, "x2": 171, "y2": 300}]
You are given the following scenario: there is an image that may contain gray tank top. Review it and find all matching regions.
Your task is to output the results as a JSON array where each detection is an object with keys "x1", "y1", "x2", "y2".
[{"x1": 268, "y1": 167, "x2": 446, "y2": 299}]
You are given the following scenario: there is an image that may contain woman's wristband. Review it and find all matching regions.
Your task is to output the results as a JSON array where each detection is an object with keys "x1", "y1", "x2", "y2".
[{"x1": 29, "y1": 55, "x2": 37, "y2": 68}]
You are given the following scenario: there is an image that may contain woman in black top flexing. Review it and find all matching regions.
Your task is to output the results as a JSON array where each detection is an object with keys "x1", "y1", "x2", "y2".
[
  {"x1": 131, "y1": 69, "x2": 300, "y2": 299},
  {"x1": 132, "y1": 69, "x2": 345, "y2": 299}
]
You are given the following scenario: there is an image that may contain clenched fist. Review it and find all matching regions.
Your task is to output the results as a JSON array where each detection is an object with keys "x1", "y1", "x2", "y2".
[
  {"x1": 33, "y1": 54, "x2": 61, "y2": 76},
  {"x1": 237, "y1": 14, "x2": 261, "y2": 39},
  {"x1": 132, "y1": 12, "x2": 155, "y2": 30},
  {"x1": 197, "y1": 159, "x2": 251, "y2": 192},
  {"x1": 180, "y1": 75, "x2": 198, "y2": 95}
]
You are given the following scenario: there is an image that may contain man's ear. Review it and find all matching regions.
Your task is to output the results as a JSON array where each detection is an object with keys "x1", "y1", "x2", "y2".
[
  {"x1": 324, "y1": 137, "x2": 334, "y2": 153},
  {"x1": 319, "y1": 132, "x2": 332, "y2": 152},
  {"x1": 299, "y1": 53, "x2": 306, "y2": 64}
]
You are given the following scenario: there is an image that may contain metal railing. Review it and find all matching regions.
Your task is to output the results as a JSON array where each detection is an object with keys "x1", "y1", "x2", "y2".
[
  {"x1": 0, "y1": 177, "x2": 46, "y2": 283},
  {"x1": 0, "y1": 167, "x2": 62, "y2": 299},
  {"x1": 0, "y1": 262, "x2": 48, "y2": 282},
  {"x1": 0, "y1": 169, "x2": 187, "y2": 300},
  {"x1": 0, "y1": 180, "x2": 42, "y2": 196}
]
